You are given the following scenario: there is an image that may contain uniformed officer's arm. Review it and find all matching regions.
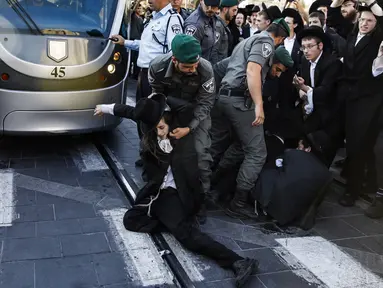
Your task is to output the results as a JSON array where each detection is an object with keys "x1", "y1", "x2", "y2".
[
  {"x1": 124, "y1": 39, "x2": 140, "y2": 51},
  {"x1": 184, "y1": 22, "x2": 205, "y2": 43},
  {"x1": 213, "y1": 57, "x2": 230, "y2": 88},
  {"x1": 167, "y1": 15, "x2": 184, "y2": 51},
  {"x1": 148, "y1": 65, "x2": 166, "y2": 94},
  {"x1": 189, "y1": 62, "x2": 216, "y2": 131}
]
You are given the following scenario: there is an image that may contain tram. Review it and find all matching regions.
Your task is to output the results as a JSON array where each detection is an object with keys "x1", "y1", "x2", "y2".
[{"x1": 0, "y1": 0, "x2": 132, "y2": 135}]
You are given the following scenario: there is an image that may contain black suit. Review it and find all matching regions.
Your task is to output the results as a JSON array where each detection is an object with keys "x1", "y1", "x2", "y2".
[
  {"x1": 342, "y1": 17, "x2": 383, "y2": 198},
  {"x1": 299, "y1": 52, "x2": 342, "y2": 134}
]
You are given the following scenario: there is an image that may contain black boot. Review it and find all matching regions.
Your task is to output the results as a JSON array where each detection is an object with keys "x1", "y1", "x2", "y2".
[
  {"x1": 232, "y1": 258, "x2": 258, "y2": 288},
  {"x1": 211, "y1": 166, "x2": 227, "y2": 186},
  {"x1": 365, "y1": 195, "x2": 383, "y2": 219},
  {"x1": 338, "y1": 193, "x2": 356, "y2": 207},
  {"x1": 197, "y1": 203, "x2": 207, "y2": 225},
  {"x1": 225, "y1": 188, "x2": 258, "y2": 219}
]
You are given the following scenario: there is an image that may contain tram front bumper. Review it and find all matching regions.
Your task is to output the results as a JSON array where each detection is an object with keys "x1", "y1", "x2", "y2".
[{"x1": 0, "y1": 82, "x2": 125, "y2": 135}]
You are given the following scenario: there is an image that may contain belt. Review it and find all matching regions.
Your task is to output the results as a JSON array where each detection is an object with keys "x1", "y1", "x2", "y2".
[{"x1": 219, "y1": 88, "x2": 246, "y2": 97}]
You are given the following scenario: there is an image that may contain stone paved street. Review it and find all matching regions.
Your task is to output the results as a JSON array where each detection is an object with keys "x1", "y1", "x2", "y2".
[{"x1": 0, "y1": 78, "x2": 381, "y2": 288}]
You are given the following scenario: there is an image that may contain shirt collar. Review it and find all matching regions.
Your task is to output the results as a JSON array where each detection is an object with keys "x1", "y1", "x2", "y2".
[
  {"x1": 310, "y1": 51, "x2": 323, "y2": 65},
  {"x1": 153, "y1": 3, "x2": 172, "y2": 18}
]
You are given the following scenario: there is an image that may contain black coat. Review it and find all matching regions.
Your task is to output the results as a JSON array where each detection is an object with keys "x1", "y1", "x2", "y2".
[
  {"x1": 252, "y1": 149, "x2": 332, "y2": 225},
  {"x1": 342, "y1": 16, "x2": 383, "y2": 153},
  {"x1": 300, "y1": 52, "x2": 342, "y2": 133},
  {"x1": 136, "y1": 132, "x2": 202, "y2": 216}
]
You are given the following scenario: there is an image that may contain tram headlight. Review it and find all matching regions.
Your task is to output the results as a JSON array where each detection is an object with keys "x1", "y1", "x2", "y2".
[
  {"x1": 1, "y1": 73, "x2": 9, "y2": 81},
  {"x1": 107, "y1": 64, "x2": 116, "y2": 74},
  {"x1": 113, "y1": 52, "x2": 121, "y2": 63}
]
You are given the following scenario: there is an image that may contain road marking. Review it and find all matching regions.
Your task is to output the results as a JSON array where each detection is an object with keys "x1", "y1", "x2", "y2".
[
  {"x1": 162, "y1": 233, "x2": 206, "y2": 282},
  {"x1": 0, "y1": 170, "x2": 15, "y2": 226},
  {"x1": 71, "y1": 143, "x2": 109, "y2": 172},
  {"x1": 276, "y1": 236, "x2": 383, "y2": 288},
  {"x1": 101, "y1": 208, "x2": 174, "y2": 286}
]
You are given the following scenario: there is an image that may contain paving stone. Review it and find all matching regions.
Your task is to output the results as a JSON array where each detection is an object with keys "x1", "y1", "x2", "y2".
[
  {"x1": 0, "y1": 227, "x2": 7, "y2": 239},
  {"x1": 317, "y1": 201, "x2": 363, "y2": 218},
  {"x1": 196, "y1": 277, "x2": 266, "y2": 288},
  {"x1": 48, "y1": 167, "x2": 80, "y2": 186},
  {"x1": 14, "y1": 205, "x2": 55, "y2": 222},
  {"x1": 207, "y1": 211, "x2": 243, "y2": 225},
  {"x1": 22, "y1": 148, "x2": 57, "y2": 158},
  {"x1": 35, "y1": 255, "x2": 99, "y2": 288},
  {"x1": 6, "y1": 222, "x2": 36, "y2": 239},
  {"x1": 93, "y1": 252, "x2": 132, "y2": 285},
  {"x1": 60, "y1": 233, "x2": 110, "y2": 256},
  {"x1": 10, "y1": 158, "x2": 36, "y2": 169},
  {"x1": 2, "y1": 237, "x2": 61, "y2": 261},
  {"x1": 64, "y1": 156, "x2": 77, "y2": 168},
  {"x1": 258, "y1": 270, "x2": 322, "y2": 288},
  {"x1": 77, "y1": 171, "x2": 115, "y2": 187},
  {"x1": 341, "y1": 215, "x2": 383, "y2": 236},
  {"x1": 36, "y1": 157, "x2": 67, "y2": 169},
  {"x1": 208, "y1": 234, "x2": 242, "y2": 251},
  {"x1": 54, "y1": 201, "x2": 96, "y2": 220},
  {"x1": 15, "y1": 168, "x2": 50, "y2": 180},
  {"x1": 14, "y1": 187, "x2": 36, "y2": 206},
  {"x1": 36, "y1": 219, "x2": 82, "y2": 237},
  {"x1": 79, "y1": 217, "x2": 110, "y2": 233},
  {"x1": 235, "y1": 240, "x2": 265, "y2": 251},
  {"x1": 332, "y1": 238, "x2": 375, "y2": 254},
  {"x1": 313, "y1": 218, "x2": 364, "y2": 240},
  {"x1": 357, "y1": 236, "x2": 383, "y2": 255},
  {"x1": 0, "y1": 261, "x2": 35, "y2": 288},
  {"x1": 36, "y1": 193, "x2": 71, "y2": 205},
  {"x1": 236, "y1": 248, "x2": 291, "y2": 275}
]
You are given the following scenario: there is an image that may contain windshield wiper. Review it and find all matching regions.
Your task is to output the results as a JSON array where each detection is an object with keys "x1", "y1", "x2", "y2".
[{"x1": 6, "y1": 0, "x2": 43, "y2": 35}]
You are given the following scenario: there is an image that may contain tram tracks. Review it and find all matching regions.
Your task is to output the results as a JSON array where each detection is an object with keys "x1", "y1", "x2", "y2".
[{"x1": 93, "y1": 138, "x2": 196, "y2": 288}]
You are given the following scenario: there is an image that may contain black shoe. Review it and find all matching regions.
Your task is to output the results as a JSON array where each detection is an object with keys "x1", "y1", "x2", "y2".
[
  {"x1": 365, "y1": 198, "x2": 383, "y2": 219},
  {"x1": 135, "y1": 159, "x2": 143, "y2": 167},
  {"x1": 197, "y1": 203, "x2": 207, "y2": 225},
  {"x1": 225, "y1": 189, "x2": 258, "y2": 220},
  {"x1": 338, "y1": 193, "x2": 356, "y2": 207},
  {"x1": 232, "y1": 258, "x2": 258, "y2": 288}
]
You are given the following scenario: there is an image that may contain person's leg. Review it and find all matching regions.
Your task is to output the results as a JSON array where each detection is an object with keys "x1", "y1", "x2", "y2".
[
  {"x1": 365, "y1": 129, "x2": 383, "y2": 219},
  {"x1": 152, "y1": 188, "x2": 258, "y2": 286},
  {"x1": 219, "y1": 96, "x2": 267, "y2": 219},
  {"x1": 193, "y1": 117, "x2": 213, "y2": 223}
]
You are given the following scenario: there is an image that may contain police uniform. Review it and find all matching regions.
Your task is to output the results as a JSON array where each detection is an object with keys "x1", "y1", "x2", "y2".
[
  {"x1": 124, "y1": 3, "x2": 184, "y2": 138},
  {"x1": 148, "y1": 35, "x2": 215, "y2": 198},
  {"x1": 184, "y1": 1, "x2": 219, "y2": 62},
  {"x1": 210, "y1": 17, "x2": 231, "y2": 64},
  {"x1": 213, "y1": 19, "x2": 290, "y2": 219}
]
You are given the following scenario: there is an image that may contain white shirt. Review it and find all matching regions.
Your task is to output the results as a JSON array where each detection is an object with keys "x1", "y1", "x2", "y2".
[
  {"x1": 284, "y1": 34, "x2": 296, "y2": 55},
  {"x1": 160, "y1": 167, "x2": 177, "y2": 190},
  {"x1": 305, "y1": 51, "x2": 323, "y2": 115},
  {"x1": 124, "y1": 4, "x2": 184, "y2": 68},
  {"x1": 250, "y1": 26, "x2": 258, "y2": 35},
  {"x1": 355, "y1": 33, "x2": 365, "y2": 46}
]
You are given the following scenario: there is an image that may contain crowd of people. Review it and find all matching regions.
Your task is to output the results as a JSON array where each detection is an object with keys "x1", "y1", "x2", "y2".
[{"x1": 94, "y1": 0, "x2": 383, "y2": 286}]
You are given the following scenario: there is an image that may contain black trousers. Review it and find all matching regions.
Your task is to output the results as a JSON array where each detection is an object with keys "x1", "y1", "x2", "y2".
[
  {"x1": 136, "y1": 68, "x2": 152, "y2": 139},
  {"x1": 124, "y1": 188, "x2": 242, "y2": 268}
]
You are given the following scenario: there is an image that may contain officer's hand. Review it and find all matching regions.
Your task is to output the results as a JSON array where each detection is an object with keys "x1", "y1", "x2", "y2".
[
  {"x1": 94, "y1": 105, "x2": 104, "y2": 117},
  {"x1": 170, "y1": 127, "x2": 190, "y2": 139},
  {"x1": 252, "y1": 105, "x2": 265, "y2": 126},
  {"x1": 111, "y1": 35, "x2": 125, "y2": 46}
]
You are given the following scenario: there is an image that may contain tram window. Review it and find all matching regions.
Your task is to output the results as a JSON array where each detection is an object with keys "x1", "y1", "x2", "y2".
[{"x1": 0, "y1": 0, "x2": 118, "y2": 37}]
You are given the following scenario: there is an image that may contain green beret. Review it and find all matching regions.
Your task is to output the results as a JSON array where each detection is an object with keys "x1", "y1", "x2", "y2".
[
  {"x1": 171, "y1": 34, "x2": 201, "y2": 64},
  {"x1": 274, "y1": 46, "x2": 294, "y2": 68},
  {"x1": 220, "y1": 0, "x2": 238, "y2": 8},
  {"x1": 272, "y1": 18, "x2": 290, "y2": 36}
]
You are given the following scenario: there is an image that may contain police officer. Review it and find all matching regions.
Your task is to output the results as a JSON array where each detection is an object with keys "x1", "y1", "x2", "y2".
[
  {"x1": 184, "y1": 0, "x2": 220, "y2": 62},
  {"x1": 148, "y1": 34, "x2": 215, "y2": 222},
  {"x1": 210, "y1": 0, "x2": 238, "y2": 64},
  {"x1": 111, "y1": 0, "x2": 183, "y2": 166},
  {"x1": 213, "y1": 19, "x2": 290, "y2": 220}
]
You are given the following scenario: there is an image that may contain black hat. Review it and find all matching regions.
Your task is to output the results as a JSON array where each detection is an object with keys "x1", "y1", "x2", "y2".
[
  {"x1": 309, "y1": 0, "x2": 332, "y2": 14},
  {"x1": 282, "y1": 8, "x2": 304, "y2": 34},
  {"x1": 252, "y1": 5, "x2": 260, "y2": 13},
  {"x1": 261, "y1": 3, "x2": 283, "y2": 22},
  {"x1": 135, "y1": 93, "x2": 167, "y2": 129},
  {"x1": 358, "y1": 4, "x2": 373, "y2": 13},
  {"x1": 297, "y1": 26, "x2": 331, "y2": 48}
]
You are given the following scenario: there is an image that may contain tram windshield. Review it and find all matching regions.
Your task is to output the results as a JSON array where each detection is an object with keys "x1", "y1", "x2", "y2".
[{"x1": 0, "y1": 0, "x2": 119, "y2": 37}]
